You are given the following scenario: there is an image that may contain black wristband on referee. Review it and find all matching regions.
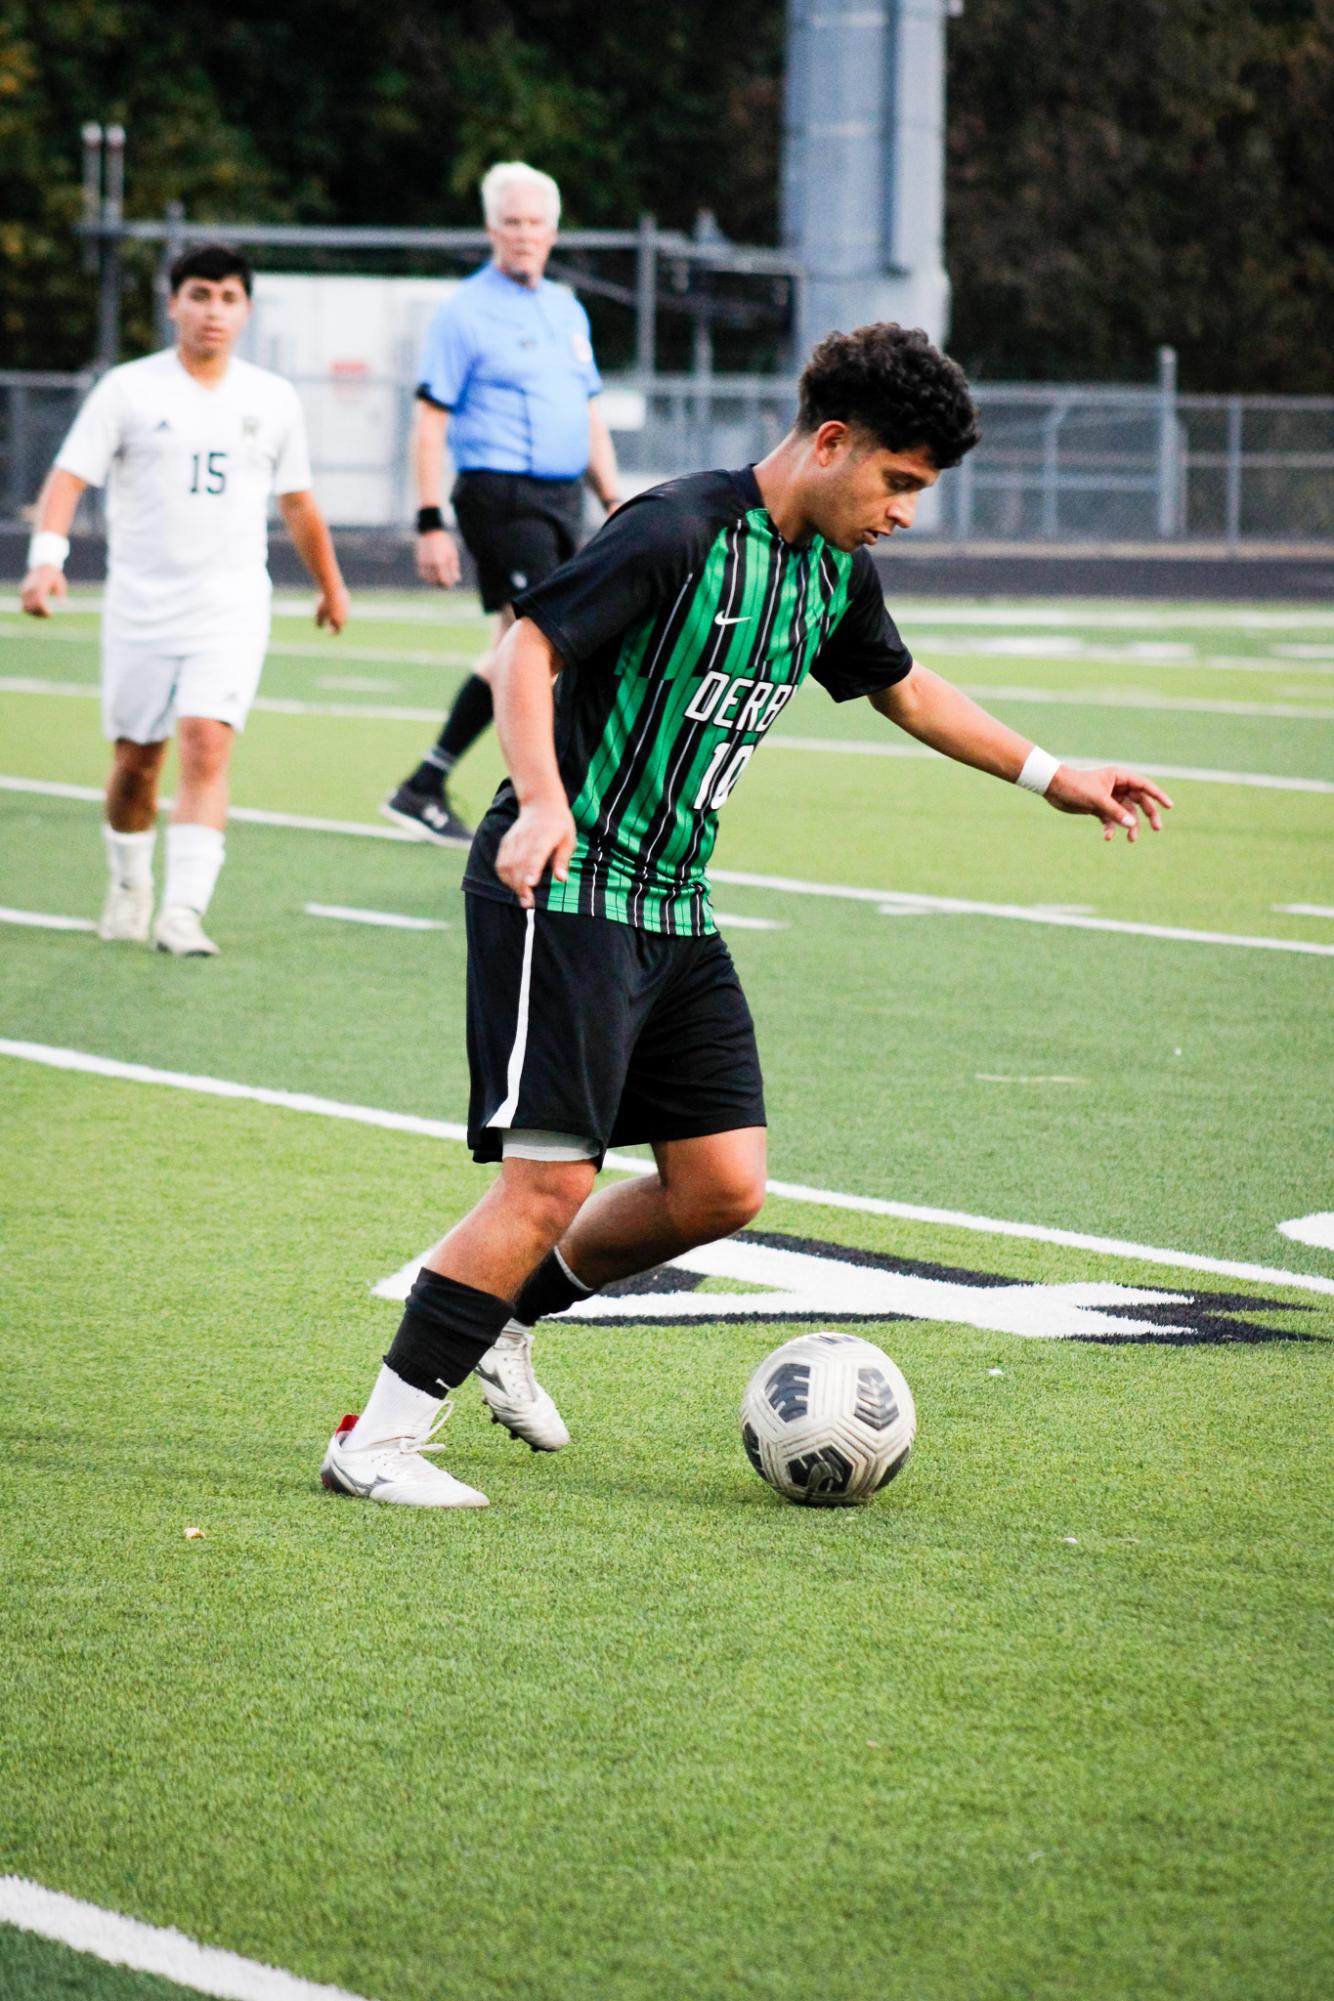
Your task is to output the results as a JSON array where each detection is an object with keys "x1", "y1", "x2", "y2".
[{"x1": 416, "y1": 506, "x2": 445, "y2": 534}]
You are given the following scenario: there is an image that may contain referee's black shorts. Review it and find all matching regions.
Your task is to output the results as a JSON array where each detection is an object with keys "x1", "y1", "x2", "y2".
[
  {"x1": 451, "y1": 471, "x2": 584, "y2": 613},
  {"x1": 464, "y1": 896, "x2": 767, "y2": 1167}
]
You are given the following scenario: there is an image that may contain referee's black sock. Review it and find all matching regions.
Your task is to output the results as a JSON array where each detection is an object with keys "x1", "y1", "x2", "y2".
[
  {"x1": 513, "y1": 1248, "x2": 593, "y2": 1328},
  {"x1": 386, "y1": 1268, "x2": 515, "y2": 1392},
  {"x1": 409, "y1": 675, "x2": 494, "y2": 794}
]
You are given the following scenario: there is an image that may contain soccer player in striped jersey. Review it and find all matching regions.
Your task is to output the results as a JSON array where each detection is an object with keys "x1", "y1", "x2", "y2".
[{"x1": 321, "y1": 323, "x2": 1172, "y2": 1509}]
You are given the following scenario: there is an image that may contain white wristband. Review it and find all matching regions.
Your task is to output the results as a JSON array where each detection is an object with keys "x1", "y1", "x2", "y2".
[
  {"x1": 27, "y1": 531, "x2": 70, "y2": 572},
  {"x1": 1016, "y1": 746, "x2": 1061, "y2": 796}
]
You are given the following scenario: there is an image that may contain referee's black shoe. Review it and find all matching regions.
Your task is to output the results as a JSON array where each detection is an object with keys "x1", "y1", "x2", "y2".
[{"x1": 380, "y1": 781, "x2": 473, "y2": 847}]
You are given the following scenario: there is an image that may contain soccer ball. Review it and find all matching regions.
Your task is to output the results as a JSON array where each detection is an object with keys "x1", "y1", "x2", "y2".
[{"x1": 739, "y1": 1332, "x2": 916, "y2": 1506}]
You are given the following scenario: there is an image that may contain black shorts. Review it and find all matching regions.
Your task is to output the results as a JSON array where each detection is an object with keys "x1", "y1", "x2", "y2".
[
  {"x1": 464, "y1": 896, "x2": 767, "y2": 1167},
  {"x1": 451, "y1": 471, "x2": 584, "y2": 613}
]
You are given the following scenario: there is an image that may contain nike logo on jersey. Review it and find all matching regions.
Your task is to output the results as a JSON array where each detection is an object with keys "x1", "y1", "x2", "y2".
[{"x1": 714, "y1": 613, "x2": 752, "y2": 627}]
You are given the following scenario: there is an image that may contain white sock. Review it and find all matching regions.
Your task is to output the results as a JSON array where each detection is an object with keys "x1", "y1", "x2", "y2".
[
  {"x1": 163, "y1": 823, "x2": 225, "y2": 915},
  {"x1": 103, "y1": 824, "x2": 156, "y2": 889},
  {"x1": 348, "y1": 1364, "x2": 445, "y2": 1449}
]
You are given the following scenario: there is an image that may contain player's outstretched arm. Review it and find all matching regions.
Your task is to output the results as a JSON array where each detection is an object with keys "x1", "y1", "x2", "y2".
[
  {"x1": 869, "y1": 664, "x2": 1173, "y2": 842},
  {"x1": 19, "y1": 468, "x2": 87, "y2": 617},
  {"x1": 277, "y1": 491, "x2": 349, "y2": 633},
  {"x1": 492, "y1": 618, "x2": 577, "y2": 907}
]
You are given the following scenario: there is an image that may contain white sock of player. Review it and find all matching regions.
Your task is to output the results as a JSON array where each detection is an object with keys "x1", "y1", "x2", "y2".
[
  {"x1": 103, "y1": 824, "x2": 156, "y2": 889},
  {"x1": 163, "y1": 823, "x2": 225, "y2": 915},
  {"x1": 348, "y1": 1365, "x2": 444, "y2": 1449}
]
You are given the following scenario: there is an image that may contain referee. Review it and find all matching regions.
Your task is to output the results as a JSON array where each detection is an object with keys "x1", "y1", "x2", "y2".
[{"x1": 382, "y1": 161, "x2": 621, "y2": 845}]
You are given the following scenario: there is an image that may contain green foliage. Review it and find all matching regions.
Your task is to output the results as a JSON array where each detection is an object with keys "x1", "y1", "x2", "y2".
[
  {"x1": 0, "y1": 0, "x2": 1330, "y2": 386},
  {"x1": 946, "y1": 0, "x2": 1334, "y2": 388}
]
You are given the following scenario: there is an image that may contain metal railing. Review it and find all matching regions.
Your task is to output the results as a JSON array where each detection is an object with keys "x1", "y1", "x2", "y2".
[{"x1": 5, "y1": 368, "x2": 1332, "y2": 546}]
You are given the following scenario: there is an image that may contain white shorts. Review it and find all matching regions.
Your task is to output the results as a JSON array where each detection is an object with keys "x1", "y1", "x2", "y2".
[{"x1": 101, "y1": 631, "x2": 269, "y2": 743}]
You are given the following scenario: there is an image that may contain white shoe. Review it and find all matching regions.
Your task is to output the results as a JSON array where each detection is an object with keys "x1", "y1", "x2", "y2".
[
  {"x1": 154, "y1": 904, "x2": 219, "y2": 956},
  {"x1": 320, "y1": 1408, "x2": 488, "y2": 1509},
  {"x1": 475, "y1": 1326, "x2": 570, "y2": 1452},
  {"x1": 99, "y1": 882, "x2": 152, "y2": 943}
]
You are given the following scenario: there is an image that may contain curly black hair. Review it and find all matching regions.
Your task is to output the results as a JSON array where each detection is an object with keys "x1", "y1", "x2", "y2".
[{"x1": 797, "y1": 323, "x2": 980, "y2": 470}]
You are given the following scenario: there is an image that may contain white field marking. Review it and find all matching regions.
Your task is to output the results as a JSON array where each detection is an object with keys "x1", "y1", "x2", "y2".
[
  {"x1": 12, "y1": 669, "x2": 1334, "y2": 727},
  {"x1": 4, "y1": 776, "x2": 1331, "y2": 954},
  {"x1": 2, "y1": 671, "x2": 1330, "y2": 797},
  {"x1": 892, "y1": 606, "x2": 1334, "y2": 631},
  {"x1": 0, "y1": 777, "x2": 419, "y2": 842},
  {"x1": 920, "y1": 632, "x2": 1334, "y2": 678},
  {"x1": 708, "y1": 867, "x2": 1334, "y2": 958},
  {"x1": 0, "y1": 1875, "x2": 380, "y2": 2001},
  {"x1": 314, "y1": 674, "x2": 400, "y2": 693},
  {"x1": 374, "y1": 1235, "x2": 1263, "y2": 1341},
  {"x1": 958, "y1": 682, "x2": 1334, "y2": 720},
  {"x1": 304, "y1": 902, "x2": 448, "y2": 931},
  {"x1": 975, "y1": 1073, "x2": 1086, "y2": 1085},
  {"x1": 0, "y1": 906, "x2": 96, "y2": 933},
  {"x1": 4, "y1": 1036, "x2": 1334, "y2": 1300},
  {"x1": 769, "y1": 736, "x2": 1334, "y2": 796},
  {"x1": 0, "y1": 676, "x2": 464, "y2": 728},
  {"x1": 712, "y1": 911, "x2": 787, "y2": 930},
  {"x1": 0, "y1": 622, "x2": 477, "y2": 672},
  {"x1": 1278, "y1": 1212, "x2": 1334, "y2": 1252},
  {"x1": 1274, "y1": 903, "x2": 1334, "y2": 919},
  {"x1": 12, "y1": 596, "x2": 1334, "y2": 634}
]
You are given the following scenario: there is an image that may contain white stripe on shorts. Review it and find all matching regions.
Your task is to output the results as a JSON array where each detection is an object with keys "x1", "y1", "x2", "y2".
[{"x1": 488, "y1": 907, "x2": 537, "y2": 1127}]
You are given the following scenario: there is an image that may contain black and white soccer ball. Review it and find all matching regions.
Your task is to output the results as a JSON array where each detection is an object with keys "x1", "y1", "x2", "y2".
[{"x1": 739, "y1": 1332, "x2": 917, "y2": 1506}]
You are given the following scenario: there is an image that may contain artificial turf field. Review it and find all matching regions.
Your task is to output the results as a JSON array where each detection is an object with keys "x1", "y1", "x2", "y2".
[{"x1": 1, "y1": 587, "x2": 1332, "y2": 2001}]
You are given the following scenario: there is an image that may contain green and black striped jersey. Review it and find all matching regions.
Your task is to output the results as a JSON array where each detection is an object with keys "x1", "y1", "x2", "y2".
[{"x1": 464, "y1": 466, "x2": 913, "y2": 934}]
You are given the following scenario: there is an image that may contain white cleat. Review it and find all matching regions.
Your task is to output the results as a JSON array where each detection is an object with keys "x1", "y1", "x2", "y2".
[
  {"x1": 99, "y1": 882, "x2": 153, "y2": 943},
  {"x1": 475, "y1": 1325, "x2": 570, "y2": 1452},
  {"x1": 154, "y1": 904, "x2": 219, "y2": 957},
  {"x1": 320, "y1": 1409, "x2": 489, "y2": 1509}
]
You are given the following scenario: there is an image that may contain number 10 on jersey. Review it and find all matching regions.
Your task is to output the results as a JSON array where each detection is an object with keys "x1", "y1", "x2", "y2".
[{"x1": 693, "y1": 741, "x2": 754, "y2": 811}]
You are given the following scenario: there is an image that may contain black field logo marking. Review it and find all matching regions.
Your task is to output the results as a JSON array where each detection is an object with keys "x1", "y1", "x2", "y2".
[{"x1": 569, "y1": 1230, "x2": 1323, "y2": 1347}]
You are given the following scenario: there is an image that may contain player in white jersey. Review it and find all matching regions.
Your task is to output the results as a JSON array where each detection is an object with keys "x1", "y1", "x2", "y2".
[{"x1": 20, "y1": 243, "x2": 349, "y2": 955}]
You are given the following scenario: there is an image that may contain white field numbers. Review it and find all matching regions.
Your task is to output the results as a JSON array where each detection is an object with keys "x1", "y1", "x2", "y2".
[{"x1": 693, "y1": 741, "x2": 755, "y2": 810}]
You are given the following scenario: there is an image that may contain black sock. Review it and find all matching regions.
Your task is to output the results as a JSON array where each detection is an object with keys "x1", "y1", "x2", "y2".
[
  {"x1": 386, "y1": 1269, "x2": 514, "y2": 1393},
  {"x1": 408, "y1": 677, "x2": 494, "y2": 794},
  {"x1": 513, "y1": 1249, "x2": 591, "y2": 1328}
]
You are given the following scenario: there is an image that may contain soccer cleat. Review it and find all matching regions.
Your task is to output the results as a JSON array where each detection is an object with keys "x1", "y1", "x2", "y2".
[
  {"x1": 319, "y1": 1408, "x2": 489, "y2": 1509},
  {"x1": 475, "y1": 1327, "x2": 570, "y2": 1452},
  {"x1": 379, "y1": 781, "x2": 473, "y2": 847},
  {"x1": 154, "y1": 904, "x2": 219, "y2": 956},
  {"x1": 98, "y1": 882, "x2": 153, "y2": 943}
]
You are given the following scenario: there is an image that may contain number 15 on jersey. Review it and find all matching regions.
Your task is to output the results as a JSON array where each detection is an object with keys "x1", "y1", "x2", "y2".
[{"x1": 189, "y1": 451, "x2": 228, "y2": 495}]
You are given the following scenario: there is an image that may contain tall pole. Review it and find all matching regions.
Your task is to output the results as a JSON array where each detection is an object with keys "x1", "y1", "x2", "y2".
[{"x1": 96, "y1": 123, "x2": 126, "y2": 372}]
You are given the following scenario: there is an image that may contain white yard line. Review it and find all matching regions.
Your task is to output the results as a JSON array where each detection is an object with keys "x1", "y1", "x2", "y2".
[
  {"x1": 1274, "y1": 903, "x2": 1334, "y2": 919},
  {"x1": 3, "y1": 1037, "x2": 1331, "y2": 1299},
  {"x1": 0, "y1": 1876, "x2": 380, "y2": 2001},
  {"x1": 709, "y1": 866, "x2": 1334, "y2": 957},
  {"x1": 958, "y1": 683, "x2": 1334, "y2": 720},
  {"x1": 3, "y1": 674, "x2": 1330, "y2": 796},
  {"x1": 0, "y1": 906, "x2": 96, "y2": 932},
  {"x1": 712, "y1": 912, "x2": 788, "y2": 931},
  {"x1": 304, "y1": 902, "x2": 448, "y2": 931},
  {"x1": 12, "y1": 598, "x2": 1334, "y2": 633},
  {"x1": 770, "y1": 733, "x2": 1334, "y2": 793},
  {"x1": 0, "y1": 676, "x2": 452, "y2": 726},
  {"x1": 4, "y1": 776, "x2": 1330, "y2": 954}
]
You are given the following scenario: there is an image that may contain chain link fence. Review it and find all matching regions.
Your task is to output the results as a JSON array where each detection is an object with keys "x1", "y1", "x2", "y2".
[{"x1": 4, "y1": 369, "x2": 1332, "y2": 545}]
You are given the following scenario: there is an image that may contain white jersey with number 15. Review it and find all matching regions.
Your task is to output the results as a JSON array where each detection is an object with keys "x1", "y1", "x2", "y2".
[{"x1": 56, "y1": 348, "x2": 313, "y2": 646}]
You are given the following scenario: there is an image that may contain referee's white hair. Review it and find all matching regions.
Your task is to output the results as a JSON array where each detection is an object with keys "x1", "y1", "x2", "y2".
[{"x1": 481, "y1": 161, "x2": 561, "y2": 228}]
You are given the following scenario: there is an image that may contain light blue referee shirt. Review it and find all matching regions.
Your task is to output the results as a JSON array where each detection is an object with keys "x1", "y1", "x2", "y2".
[{"x1": 416, "y1": 262, "x2": 603, "y2": 479}]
